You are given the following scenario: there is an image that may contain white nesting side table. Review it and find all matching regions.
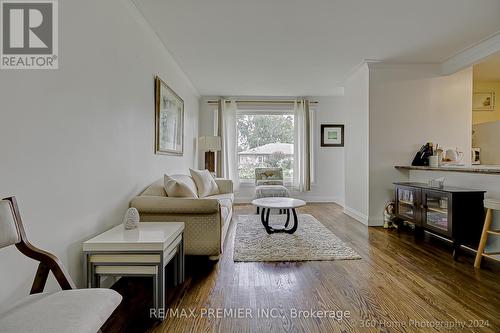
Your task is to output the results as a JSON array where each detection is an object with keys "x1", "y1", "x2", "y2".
[{"x1": 83, "y1": 222, "x2": 184, "y2": 315}]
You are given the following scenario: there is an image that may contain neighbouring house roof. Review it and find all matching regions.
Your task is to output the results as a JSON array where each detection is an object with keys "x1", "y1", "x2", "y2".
[{"x1": 238, "y1": 143, "x2": 293, "y2": 155}]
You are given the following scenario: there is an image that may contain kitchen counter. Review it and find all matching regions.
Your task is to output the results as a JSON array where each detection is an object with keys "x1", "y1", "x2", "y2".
[
  {"x1": 395, "y1": 165, "x2": 500, "y2": 175},
  {"x1": 393, "y1": 181, "x2": 486, "y2": 193}
]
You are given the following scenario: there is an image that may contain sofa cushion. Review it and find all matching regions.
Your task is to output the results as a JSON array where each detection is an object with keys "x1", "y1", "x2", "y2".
[
  {"x1": 164, "y1": 174, "x2": 198, "y2": 198},
  {"x1": 0, "y1": 289, "x2": 121, "y2": 333},
  {"x1": 189, "y1": 169, "x2": 220, "y2": 198}
]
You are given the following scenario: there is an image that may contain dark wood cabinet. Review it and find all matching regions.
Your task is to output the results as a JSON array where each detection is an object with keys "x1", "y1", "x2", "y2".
[
  {"x1": 394, "y1": 182, "x2": 485, "y2": 259},
  {"x1": 395, "y1": 184, "x2": 421, "y2": 223}
]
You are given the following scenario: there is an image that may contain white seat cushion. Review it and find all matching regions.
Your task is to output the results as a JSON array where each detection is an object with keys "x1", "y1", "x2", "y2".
[
  {"x1": 206, "y1": 193, "x2": 234, "y2": 206},
  {"x1": 0, "y1": 289, "x2": 121, "y2": 333},
  {"x1": 255, "y1": 185, "x2": 290, "y2": 199}
]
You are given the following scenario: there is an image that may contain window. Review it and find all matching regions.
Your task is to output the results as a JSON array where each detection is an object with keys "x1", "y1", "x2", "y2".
[{"x1": 237, "y1": 112, "x2": 294, "y2": 183}]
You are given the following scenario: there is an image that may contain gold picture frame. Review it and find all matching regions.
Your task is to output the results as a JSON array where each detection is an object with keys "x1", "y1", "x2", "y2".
[
  {"x1": 155, "y1": 76, "x2": 184, "y2": 155},
  {"x1": 472, "y1": 92, "x2": 494, "y2": 111}
]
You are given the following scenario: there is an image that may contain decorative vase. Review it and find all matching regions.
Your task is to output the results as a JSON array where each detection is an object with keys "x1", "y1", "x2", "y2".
[{"x1": 123, "y1": 207, "x2": 140, "y2": 230}]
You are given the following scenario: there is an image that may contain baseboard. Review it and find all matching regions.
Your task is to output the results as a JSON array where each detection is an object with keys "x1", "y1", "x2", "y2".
[
  {"x1": 234, "y1": 197, "x2": 254, "y2": 204},
  {"x1": 304, "y1": 196, "x2": 344, "y2": 205},
  {"x1": 368, "y1": 217, "x2": 384, "y2": 227},
  {"x1": 343, "y1": 206, "x2": 368, "y2": 225}
]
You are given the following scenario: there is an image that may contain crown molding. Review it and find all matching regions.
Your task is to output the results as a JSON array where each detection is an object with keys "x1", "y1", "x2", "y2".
[
  {"x1": 342, "y1": 30, "x2": 500, "y2": 83},
  {"x1": 125, "y1": 0, "x2": 200, "y2": 97},
  {"x1": 340, "y1": 59, "x2": 380, "y2": 85},
  {"x1": 367, "y1": 62, "x2": 440, "y2": 70},
  {"x1": 441, "y1": 31, "x2": 500, "y2": 75}
]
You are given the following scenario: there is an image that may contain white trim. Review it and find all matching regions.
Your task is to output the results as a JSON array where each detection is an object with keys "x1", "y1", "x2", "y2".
[
  {"x1": 367, "y1": 62, "x2": 440, "y2": 71},
  {"x1": 441, "y1": 31, "x2": 500, "y2": 75},
  {"x1": 305, "y1": 196, "x2": 344, "y2": 205},
  {"x1": 234, "y1": 196, "x2": 255, "y2": 204},
  {"x1": 343, "y1": 206, "x2": 368, "y2": 225},
  {"x1": 341, "y1": 59, "x2": 381, "y2": 85},
  {"x1": 368, "y1": 217, "x2": 384, "y2": 227},
  {"x1": 236, "y1": 109, "x2": 294, "y2": 115}
]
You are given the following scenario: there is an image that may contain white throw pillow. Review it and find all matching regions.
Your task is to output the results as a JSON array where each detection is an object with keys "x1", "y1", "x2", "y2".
[
  {"x1": 189, "y1": 169, "x2": 220, "y2": 198},
  {"x1": 164, "y1": 174, "x2": 198, "y2": 198}
]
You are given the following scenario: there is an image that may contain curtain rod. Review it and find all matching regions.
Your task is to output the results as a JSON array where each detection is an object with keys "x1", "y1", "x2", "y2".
[{"x1": 206, "y1": 100, "x2": 318, "y2": 105}]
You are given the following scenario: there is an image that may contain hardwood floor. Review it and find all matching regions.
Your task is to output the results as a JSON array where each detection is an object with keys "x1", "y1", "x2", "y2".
[{"x1": 105, "y1": 203, "x2": 500, "y2": 333}]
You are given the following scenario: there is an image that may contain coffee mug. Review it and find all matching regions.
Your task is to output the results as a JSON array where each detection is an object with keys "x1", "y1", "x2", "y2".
[{"x1": 429, "y1": 155, "x2": 439, "y2": 167}]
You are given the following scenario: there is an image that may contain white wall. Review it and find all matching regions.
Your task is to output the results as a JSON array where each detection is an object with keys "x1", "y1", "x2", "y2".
[
  {"x1": 473, "y1": 121, "x2": 500, "y2": 165},
  {"x1": 0, "y1": 0, "x2": 199, "y2": 304},
  {"x1": 198, "y1": 97, "x2": 346, "y2": 204},
  {"x1": 368, "y1": 65, "x2": 473, "y2": 225},
  {"x1": 307, "y1": 97, "x2": 345, "y2": 204},
  {"x1": 342, "y1": 64, "x2": 370, "y2": 224}
]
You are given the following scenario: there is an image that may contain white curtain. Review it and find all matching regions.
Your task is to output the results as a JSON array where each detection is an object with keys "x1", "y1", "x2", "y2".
[
  {"x1": 216, "y1": 99, "x2": 240, "y2": 190},
  {"x1": 293, "y1": 99, "x2": 311, "y2": 192}
]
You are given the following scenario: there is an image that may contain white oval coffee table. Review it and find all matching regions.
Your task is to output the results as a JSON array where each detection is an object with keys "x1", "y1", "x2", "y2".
[{"x1": 251, "y1": 197, "x2": 306, "y2": 234}]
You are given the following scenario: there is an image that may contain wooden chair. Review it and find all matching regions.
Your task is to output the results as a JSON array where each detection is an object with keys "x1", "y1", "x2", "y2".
[
  {"x1": 474, "y1": 198, "x2": 500, "y2": 268},
  {"x1": 0, "y1": 196, "x2": 122, "y2": 333}
]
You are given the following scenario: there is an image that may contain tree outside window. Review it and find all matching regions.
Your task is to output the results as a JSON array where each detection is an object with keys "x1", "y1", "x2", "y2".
[{"x1": 237, "y1": 113, "x2": 294, "y2": 182}]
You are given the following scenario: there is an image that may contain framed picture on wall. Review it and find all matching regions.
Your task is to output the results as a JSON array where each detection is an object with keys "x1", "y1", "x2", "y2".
[
  {"x1": 321, "y1": 124, "x2": 344, "y2": 147},
  {"x1": 473, "y1": 92, "x2": 495, "y2": 111},
  {"x1": 155, "y1": 76, "x2": 184, "y2": 155}
]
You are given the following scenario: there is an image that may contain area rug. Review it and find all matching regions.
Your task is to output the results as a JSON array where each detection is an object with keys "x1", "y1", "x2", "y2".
[{"x1": 233, "y1": 214, "x2": 361, "y2": 262}]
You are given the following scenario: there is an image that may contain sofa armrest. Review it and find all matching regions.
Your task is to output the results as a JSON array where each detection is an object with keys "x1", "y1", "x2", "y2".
[
  {"x1": 215, "y1": 178, "x2": 233, "y2": 194},
  {"x1": 130, "y1": 196, "x2": 219, "y2": 214}
]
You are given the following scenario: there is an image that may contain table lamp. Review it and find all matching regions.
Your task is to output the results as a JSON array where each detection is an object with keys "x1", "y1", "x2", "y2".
[{"x1": 198, "y1": 136, "x2": 221, "y2": 172}]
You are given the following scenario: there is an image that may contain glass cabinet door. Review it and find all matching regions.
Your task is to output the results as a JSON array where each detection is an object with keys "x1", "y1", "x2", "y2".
[
  {"x1": 422, "y1": 191, "x2": 452, "y2": 237},
  {"x1": 396, "y1": 187, "x2": 419, "y2": 222}
]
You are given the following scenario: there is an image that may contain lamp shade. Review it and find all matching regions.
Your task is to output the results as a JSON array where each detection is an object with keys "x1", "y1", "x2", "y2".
[{"x1": 198, "y1": 136, "x2": 221, "y2": 151}]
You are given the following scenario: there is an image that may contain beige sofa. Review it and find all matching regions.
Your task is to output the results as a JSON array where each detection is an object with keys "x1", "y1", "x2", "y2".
[{"x1": 130, "y1": 177, "x2": 233, "y2": 259}]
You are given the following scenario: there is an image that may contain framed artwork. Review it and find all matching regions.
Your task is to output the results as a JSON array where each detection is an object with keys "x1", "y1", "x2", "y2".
[
  {"x1": 473, "y1": 92, "x2": 495, "y2": 111},
  {"x1": 155, "y1": 76, "x2": 184, "y2": 155},
  {"x1": 321, "y1": 124, "x2": 344, "y2": 147}
]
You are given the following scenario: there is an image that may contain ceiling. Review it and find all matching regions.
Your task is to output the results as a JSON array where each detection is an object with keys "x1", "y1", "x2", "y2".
[
  {"x1": 133, "y1": 0, "x2": 500, "y2": 96},
  {"x1": 474, "y1": 52, "x2": 500, "y2": 81}
]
